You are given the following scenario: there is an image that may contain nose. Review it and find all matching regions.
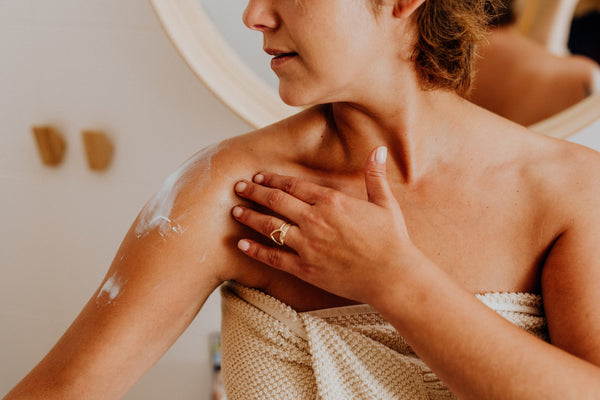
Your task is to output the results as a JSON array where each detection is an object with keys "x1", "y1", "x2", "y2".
[{"x1": 243, "y1": 0, "x2": 279, "y2": 32}]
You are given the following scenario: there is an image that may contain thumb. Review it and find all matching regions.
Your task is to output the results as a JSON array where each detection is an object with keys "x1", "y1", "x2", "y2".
[{"x1": 365, "y1": 146, "x2": 395, "y2": 207}]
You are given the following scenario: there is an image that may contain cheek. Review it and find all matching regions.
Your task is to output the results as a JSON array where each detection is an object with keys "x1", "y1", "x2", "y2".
[
  {"x1": 309, "y1": 49, "x2": 373, "y2": 90},
  {"x1": 276, "y1": 25, "x2": 381, "y2": 103}
]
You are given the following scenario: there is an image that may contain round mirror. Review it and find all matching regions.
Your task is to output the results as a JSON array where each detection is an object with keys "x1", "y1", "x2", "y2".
[{"x1": 149, "y1": 0, "x2": 600, "y2": 137}]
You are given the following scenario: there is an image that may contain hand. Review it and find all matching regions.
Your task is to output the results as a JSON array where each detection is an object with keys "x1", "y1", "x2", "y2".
[{"x1": 231, "y1": 146, "x2": 423, "y2": 304}]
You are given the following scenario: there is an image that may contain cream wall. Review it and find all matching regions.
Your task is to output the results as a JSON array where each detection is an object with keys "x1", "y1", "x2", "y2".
[
  {"x1": 0, "y1": 0, "x2": 249, "y2": 399},
  {"x1": 2, "y1": 1, "x2": 600, "y2": 400}
]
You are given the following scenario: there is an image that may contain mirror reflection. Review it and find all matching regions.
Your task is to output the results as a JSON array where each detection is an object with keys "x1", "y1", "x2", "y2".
[
  {"x1": 469, "y1": 0, "x2": 600, "y2": 126},
  {"x1": 197, "y1": 0, "x2": 600, "y2": 127}
]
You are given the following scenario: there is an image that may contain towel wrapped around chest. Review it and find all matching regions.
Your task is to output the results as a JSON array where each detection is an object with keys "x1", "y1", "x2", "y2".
[{"x1": 220, "y1": 282, "x2": 548, "y2": 400}]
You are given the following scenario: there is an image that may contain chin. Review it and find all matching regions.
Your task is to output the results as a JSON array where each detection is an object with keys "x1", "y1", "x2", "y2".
[
  {"x1": 278, "y1": 90, "x2": 309, "y2": 107},
  {"x1": 278, "y1": 86, "x2": 325, "y2": 108}
]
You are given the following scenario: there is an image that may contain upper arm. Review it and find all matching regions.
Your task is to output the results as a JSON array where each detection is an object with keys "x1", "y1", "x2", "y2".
[
  {"x1": 6, "y1": 143, "x2": 247, "y2": 399},
  {"x1": 541, "y1": 149, "x2": 600, "y2": 366}
]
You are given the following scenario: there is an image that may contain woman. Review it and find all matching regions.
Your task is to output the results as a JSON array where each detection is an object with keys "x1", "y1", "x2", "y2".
[{"x1": 4, "y1": 0, "x2": 600, "y2": 399}]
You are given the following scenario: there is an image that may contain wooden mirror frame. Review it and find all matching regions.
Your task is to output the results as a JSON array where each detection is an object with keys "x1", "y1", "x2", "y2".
[{"x1": 149, "y1": 0, "x2": 600, "y2": 137}]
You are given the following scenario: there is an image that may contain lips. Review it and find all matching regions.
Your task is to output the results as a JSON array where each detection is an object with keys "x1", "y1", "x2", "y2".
[
  {"x1": 270, "y1": 54, "x2": 296, "y2": 69},
  {"x1": 265, "y1": 48, "x2": 298, "y2": 69},
  {"x1": 264, "y1": 48, "x2": 298, "y2": 58},
  {"x1": 273, "y1": 52, "x2": 298, "y2": 59}
]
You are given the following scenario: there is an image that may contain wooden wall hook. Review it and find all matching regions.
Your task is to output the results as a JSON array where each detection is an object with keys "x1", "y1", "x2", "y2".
[
  {"x1": 32, "y1": 126, "x2": 67, "y2": 167},
  {"x1": 82, "y1": 130, "x2": 114, "y2": 171}
]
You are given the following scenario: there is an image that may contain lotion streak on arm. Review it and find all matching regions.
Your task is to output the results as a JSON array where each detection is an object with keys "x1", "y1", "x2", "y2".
[{"x1": 135, "y1": 144, "x2": 220, "y2": 240}]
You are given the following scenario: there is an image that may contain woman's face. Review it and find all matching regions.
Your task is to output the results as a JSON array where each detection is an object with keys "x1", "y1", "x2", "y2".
[{"x1": 243, "y1": 0, "x2": 399, "y2": 106}]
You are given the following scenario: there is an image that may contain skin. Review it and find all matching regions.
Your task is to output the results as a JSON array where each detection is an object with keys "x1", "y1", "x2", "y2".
[
  {"x1": 470, "y1": 25, "x2": 600, "y2": 126},
  {"x1": 4, "y1": 0, "x2": 600, "y2": 399}
]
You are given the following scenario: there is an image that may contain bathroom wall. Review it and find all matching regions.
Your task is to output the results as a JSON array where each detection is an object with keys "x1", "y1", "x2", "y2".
[
  {"x1": 0, "y1": 0, "x2": 249, "y2": 398},
  {"x1": 1, "y1": 1, "x2": 600, "y2": 400}
]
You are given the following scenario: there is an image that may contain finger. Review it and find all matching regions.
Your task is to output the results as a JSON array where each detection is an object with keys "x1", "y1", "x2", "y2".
[
  {"x1": 232, "y1": 206, "x2": 301, "y2": 249},
  {"x1": 365, "y1": 146, "x2": 396, "y2": 208},
  {"x1": 235, "y1": 180, "x2": 309, "y2": 221},
  {"x1": 253, "y1": 173, "x2": 324, "y2": 205},
  {"x1": 237, "y1": 239, "x2": 304, "y2": 275}
]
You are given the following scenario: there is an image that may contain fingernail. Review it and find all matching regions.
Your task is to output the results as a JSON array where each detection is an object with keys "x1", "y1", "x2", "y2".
[
  {"x1": 238, "y1": 240, "x2": 250, "y2": 252},
  {"x1": 232, "y1": 206, "x2": 243, "y2": 218},
  {"x1": 254, "y1": 174, "x2": 264, "y2": 184},
  {"x1": 235, "y1": 181, "x2": 247, "y2": 192},
  {"x1": 376, "y1": 147, "x2": 387, "y2": 164}
]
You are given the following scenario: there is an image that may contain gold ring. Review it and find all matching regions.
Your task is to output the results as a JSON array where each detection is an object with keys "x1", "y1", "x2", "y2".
[{"x1": 270, "y1": 222, "x2": 292, "y2": 246}]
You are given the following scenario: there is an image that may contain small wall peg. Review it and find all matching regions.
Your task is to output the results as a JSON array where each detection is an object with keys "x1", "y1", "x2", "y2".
[
  {"x1": 32, "y1": 126, "x2": 67, "y2": 167},
  {"x1": 82, "y1": 130, "x2": 114, "y2": 171}
]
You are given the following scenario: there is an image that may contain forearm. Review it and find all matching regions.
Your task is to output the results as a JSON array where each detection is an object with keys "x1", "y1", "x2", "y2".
[
  {"x1": 371, "y1": 254, "x2": 600, "y2": 400},
  {"x1": 3, "y1": 234, "x2": 222, "y2": 400},
  {"x1": 4, "y1": 280, "x2": 218, "y2": 400},
  {"x1": 3, "y1": 145, "x2": 244, "y2": 400}
]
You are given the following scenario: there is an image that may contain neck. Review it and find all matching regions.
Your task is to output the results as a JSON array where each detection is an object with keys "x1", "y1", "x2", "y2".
[{"x1": 321, "y1": 88, "x2": 471, "y2": 184}]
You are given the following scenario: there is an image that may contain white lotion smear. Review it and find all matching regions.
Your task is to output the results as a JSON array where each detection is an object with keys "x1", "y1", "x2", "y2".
[
  {"x1": 96, "y1": 273, "x2": 126, "y2": 305},
  {"x1": 135, "y1": 145, "x2": 219, "y2": 239}
]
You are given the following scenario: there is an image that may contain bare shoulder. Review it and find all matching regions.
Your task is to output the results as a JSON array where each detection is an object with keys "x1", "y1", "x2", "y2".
[
  {"x1": 167, "y1": 107, "x2": 326, "y2": 219},
  {"x1": 533, "y1": 135, "x2": 600, "y2": 192},
  {"x1": 527, "y1": 135, "x2": 600, "y2": 363},
  {"x1": 129, "y1": 133, "x2": 276, "y2": 280},
  {"x1": 128, "y1": 107, "x2": 327, "y2": 283},
  {"x1": 524, "y1": 133, "x2": 600, "y2": 215}
]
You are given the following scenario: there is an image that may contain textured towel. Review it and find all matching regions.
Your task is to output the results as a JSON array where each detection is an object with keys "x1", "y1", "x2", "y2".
[{"x1": 220, "y1": 282, "x2": 548, "y2": 400}]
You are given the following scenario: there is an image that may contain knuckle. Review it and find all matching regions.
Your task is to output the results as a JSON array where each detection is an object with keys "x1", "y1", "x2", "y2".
[
  {"x1": 302, "y1": 209, "x2": 332, "y2": 233},
  {"x1": 305, "y1": 210, "x2": 323, "y2": 227},
  {"x1": 298, "y1": 208, "x2": 312, "y2": 222},
  {"x1": 300, "y1": 246, "x2": 316, "y2": 265},
  {"x1": 298, "y1": 261, "x2": 317, "y2": 279},
  {"x1": 322, "y1": 189, "x2": 342, "y2": 206},
  {"x1": 366, "y1": 167, "x2": 386, "y2": 179},
  {"x1": 266, "y1": 189, "x2": 284, "y2": 208},
  {"x1": 266, "y1": 249, "x2": 282, "y2": 268},
  {"x1": 261, "y1": 218, "x2": 277, "y2": 236},
  {"x1": 248, "y1": 243, "x2": 261, "y2": 259},
  {"x1": 299, "y1": 237, "x2": 323, "y2": 263},
  {"x1": 283, "y1": 177, "x2": 300, "y2": 194}
]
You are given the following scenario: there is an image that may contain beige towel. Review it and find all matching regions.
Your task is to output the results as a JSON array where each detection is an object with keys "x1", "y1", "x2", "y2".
[{"x1": 221, "y1": 282, "x2": 547, "y2": 400}]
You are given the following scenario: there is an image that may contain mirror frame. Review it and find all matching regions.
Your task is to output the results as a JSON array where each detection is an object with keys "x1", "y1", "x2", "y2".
[
  {"x1": 149, "y1": 0, "x2": 600, "y2": 137},
  {"x1": 149, "y1": 0, "x2": 298, "y2": 128}
]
